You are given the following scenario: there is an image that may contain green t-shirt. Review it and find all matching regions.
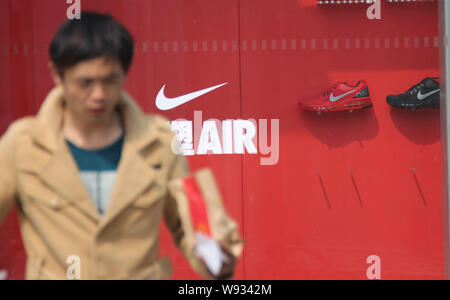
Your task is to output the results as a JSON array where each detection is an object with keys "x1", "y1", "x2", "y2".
[{"x1": 66, "y1": 134, "x2": 125, "y2": 217}]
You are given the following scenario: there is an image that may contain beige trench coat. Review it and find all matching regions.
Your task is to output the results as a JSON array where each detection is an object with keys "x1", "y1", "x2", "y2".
[{"x1": 0, "y1": 86, "x2": 211, "y2": 280}]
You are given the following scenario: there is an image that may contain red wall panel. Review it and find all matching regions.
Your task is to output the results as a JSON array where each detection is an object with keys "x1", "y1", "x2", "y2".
[
  {"x1": 240, "y1": 0, "x2": 443, "y2": 279},
  {"x1": 0, "y1": 0, "x2": 446, "y2": 280}
]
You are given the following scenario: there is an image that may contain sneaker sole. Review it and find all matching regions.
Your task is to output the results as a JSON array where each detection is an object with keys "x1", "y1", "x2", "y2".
[
  {"x1": 301, "y1": 98, "x2": 373, "y2": 112},
  {"x1": 386, "y1": 98, "x2": 440, "y2": 110}
]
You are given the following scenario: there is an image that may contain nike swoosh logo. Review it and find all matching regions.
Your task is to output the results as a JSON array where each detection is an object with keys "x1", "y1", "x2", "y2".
[
  {"x1": 156, "y1": 82, "x2": 228, "y2": 110},
  {"x1": 417, "y1": 89, "x2": 440, "y2": 100},
  {"x1": 329, "y1": 89, "x2": 356, "y2": 102}
]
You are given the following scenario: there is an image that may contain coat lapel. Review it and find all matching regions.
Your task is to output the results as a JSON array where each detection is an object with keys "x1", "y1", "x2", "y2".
[
  {"x1": 40, "y1": 136, "x2": 100, "y2": 222},
  {"x1": 98, "y1": 91, "x2": 161, "y2": 229},
  {"x1": 31, "y1": 86, "x2": 99, "y2": 222},
  {"x1": 99, "y1": 144, "x2": 156, "y2": 226}
]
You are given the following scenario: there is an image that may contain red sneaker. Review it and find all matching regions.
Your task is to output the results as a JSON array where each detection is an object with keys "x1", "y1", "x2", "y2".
[{"x1": 299, "y1": 81, "x2": 372, "y2": 113}]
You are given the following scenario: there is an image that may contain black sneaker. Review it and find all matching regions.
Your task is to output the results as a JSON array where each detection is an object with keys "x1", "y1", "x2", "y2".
[{"x1": 386, "y1": 77, "x2": 440, "y2": 110}]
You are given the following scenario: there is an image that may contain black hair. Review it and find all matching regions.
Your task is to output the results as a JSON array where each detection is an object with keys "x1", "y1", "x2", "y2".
[{"x1": 49, "y1": 11, "x2": 134, "y2": 76}]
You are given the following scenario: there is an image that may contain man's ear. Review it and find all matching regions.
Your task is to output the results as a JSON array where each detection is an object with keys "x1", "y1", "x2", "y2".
[{"x1": 48, "y1": 61, "x2": 62, "y2": 86}]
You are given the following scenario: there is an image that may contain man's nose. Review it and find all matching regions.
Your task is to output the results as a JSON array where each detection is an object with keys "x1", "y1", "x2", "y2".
[{"x1": 91, "y1": 83, "x2": 106, "y2": 101}]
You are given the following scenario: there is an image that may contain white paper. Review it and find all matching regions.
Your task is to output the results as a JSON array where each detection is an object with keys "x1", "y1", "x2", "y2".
[{"x1": 195, "y1": 231, "x2": 230, "y2": 276}]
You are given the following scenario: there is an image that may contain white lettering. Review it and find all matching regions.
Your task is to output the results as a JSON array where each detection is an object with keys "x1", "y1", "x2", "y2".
[
  {"x1": 259, "y1": 119, "x2": 279, "y2": 166},
  {"x1": 178, "y1": 284, "x2": 213, "y2": 298},
  {"x1": 198, "y1": 120, "x2": 223, "y2": 155},
  {"x1": 66, "y1": 255, "x2": 81, "y2": 280},
  {"x1": 66, "y1": 0, "x2": 81, "y2": 20},
  {"x1": 169, "y1": 111, "x2": 280, "y2": 165},
  {"x1": 366, "y1": 255, "x2": 381, "y2": 280},
  {"x1": 233, "y1": 120, "x2": 257, "y2": 154},
  {"x1": 222, "y1": 120, "x2": 233, "y2": 154},
  {"x1": 171, "y1": 120, "x2": 194, "y2": 156},
  {"x1": 366, "y1": 0, "x2": 381, "y2": 20}
]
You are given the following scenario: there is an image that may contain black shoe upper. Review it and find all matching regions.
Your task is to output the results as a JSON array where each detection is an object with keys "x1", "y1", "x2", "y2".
[{"x1": 386, "y1": 77, "x2": 440, "y2": 109}]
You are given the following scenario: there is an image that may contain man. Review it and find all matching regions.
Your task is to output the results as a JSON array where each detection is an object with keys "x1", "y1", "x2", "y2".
[{"x1": 0, "y1": 12, "x2": 236, "y2": 280}]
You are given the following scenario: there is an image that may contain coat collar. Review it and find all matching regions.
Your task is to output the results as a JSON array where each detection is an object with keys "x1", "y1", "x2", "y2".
[
  {"x1": 31, "y1": 85, "x2": 160, "y2": 154},
  {"x1": 30, "y1": 86, "x2": 164, "y2": 225}
]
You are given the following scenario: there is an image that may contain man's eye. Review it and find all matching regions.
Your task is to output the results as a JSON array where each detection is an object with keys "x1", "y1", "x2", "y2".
[
  {"x1": 79, "y1": 80, "x2": 93, "y2": 88},
  {"x1": 104, "y1": 77, "x2": 120, "y2": 85}
]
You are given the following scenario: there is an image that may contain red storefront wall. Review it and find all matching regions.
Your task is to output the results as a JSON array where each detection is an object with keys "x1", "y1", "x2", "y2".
[{"x1": 0, "y1": 0, "x2": 445, "y2": 279}]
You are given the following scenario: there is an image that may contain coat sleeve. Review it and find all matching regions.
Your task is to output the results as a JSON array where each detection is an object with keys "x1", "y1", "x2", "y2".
[
  {"x1": 0, "y1": 123, "x2": 19, "y2": 225},
  {"x1": 162, "y1": 136, "x2": 213, "y2": 279}
]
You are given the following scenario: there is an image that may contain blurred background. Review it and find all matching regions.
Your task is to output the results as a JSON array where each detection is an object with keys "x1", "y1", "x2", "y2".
[{"x1": 0, "y1": 0, "x2": 447, "y2": 279}]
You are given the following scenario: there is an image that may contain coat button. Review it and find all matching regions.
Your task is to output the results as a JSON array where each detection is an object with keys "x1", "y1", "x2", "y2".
[{"x1": 51, "y1": 196, "x2": 59, "y2": 206}]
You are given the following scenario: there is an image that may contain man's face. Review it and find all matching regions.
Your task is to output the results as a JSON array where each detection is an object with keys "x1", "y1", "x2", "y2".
[{"x1": 52, "y1": 56, "x2": 126, "y2": 124}]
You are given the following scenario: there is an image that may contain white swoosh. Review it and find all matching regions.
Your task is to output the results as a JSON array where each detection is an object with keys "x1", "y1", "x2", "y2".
[
  {"x1": 156, "y1": 83, "x2": 228, "y2": 110},
  {"x1": 329, "y1": 89, "x2": 356, "y2": 102},
  {"x1": 417, "y1": 89, "x2": 440, "y2": 100}
]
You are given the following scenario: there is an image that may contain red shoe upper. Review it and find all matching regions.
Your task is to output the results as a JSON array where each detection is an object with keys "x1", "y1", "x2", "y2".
[{"x1": 300, "y1": 80, "x2": 369, "y2": 110}]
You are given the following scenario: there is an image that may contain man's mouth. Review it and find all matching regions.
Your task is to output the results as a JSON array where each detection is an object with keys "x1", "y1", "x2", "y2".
[{"x1": 89, "y1": 107, "x2": 106, "y2": 115}]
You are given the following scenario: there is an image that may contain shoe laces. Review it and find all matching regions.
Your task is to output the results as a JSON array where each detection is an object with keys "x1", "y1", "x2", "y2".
[
  {"x1": 322, "y1": 83, "x2": 339, "y2": 97},
  {"x1": 408, "y1": 80, "x2": 426, "y2": 95}
]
